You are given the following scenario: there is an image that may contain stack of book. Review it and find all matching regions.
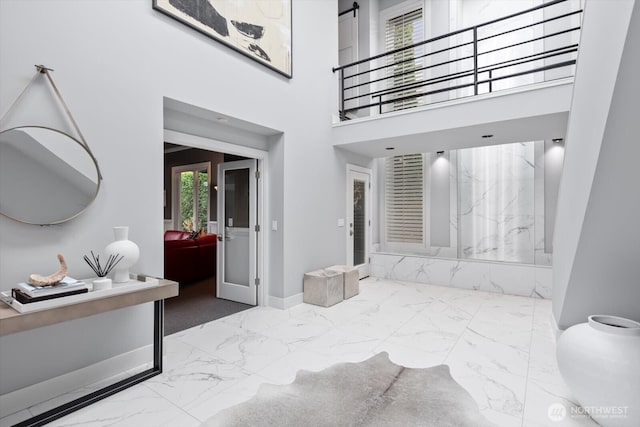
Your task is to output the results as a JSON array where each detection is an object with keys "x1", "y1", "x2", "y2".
[{"x1": 12, "y1": 276, "x2": 89, "y2": 304}]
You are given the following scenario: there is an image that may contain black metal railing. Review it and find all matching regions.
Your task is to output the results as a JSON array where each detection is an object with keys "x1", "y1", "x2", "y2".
[{"x1": 333, "y1": 0, "x2": 583, "y2": 120}]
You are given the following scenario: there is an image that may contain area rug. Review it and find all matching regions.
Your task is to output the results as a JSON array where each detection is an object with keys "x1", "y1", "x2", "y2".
[{"x1": 202, "y1": 352, "x2": 496, "y2": 427}]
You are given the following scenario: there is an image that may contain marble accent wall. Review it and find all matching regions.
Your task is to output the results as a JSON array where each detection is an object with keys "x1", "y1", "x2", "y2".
[
  {"x1": 458, "y1": 142, "x2": 536, "y2": 263},
  {"x1": 534, "y1": 142, "x2": 552, "y2": 266},
  {"x1": 370, "y1": 252, "x2": 552, "y2": 299}
]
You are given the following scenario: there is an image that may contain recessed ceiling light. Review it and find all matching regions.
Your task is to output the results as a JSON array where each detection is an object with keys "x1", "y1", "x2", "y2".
[
  {"x1": 217, "y1": 117, "x2": 229, "y2": 123},
  {"x1": 552, "y1": 138, "x2": 564, "y2": 143},
  {"x1": 385, "y1": 147, "x2": 395, "y2": 150},
  {"x1": 482, "y1": 134, "x2": 494, "y2": 138}
]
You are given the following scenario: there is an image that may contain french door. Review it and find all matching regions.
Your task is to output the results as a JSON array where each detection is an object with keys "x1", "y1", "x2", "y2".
[
  {"x1": 347, "y1": 166, "x2": 371, "y2": 278},
  {"x1": 216, "y1": 159, "x2": 258, "y2": 305}
]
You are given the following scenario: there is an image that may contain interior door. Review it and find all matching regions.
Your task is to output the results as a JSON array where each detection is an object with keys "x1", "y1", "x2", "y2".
[
  {"x1": 339, "y1": 9, "x2": 359, "y2": 114},
  {"x1": 217, "y1": 159, "x2": 257, "y2": 305},
  {"x1": 347, "y1": 167, "x2": 371, "y2": 278}
]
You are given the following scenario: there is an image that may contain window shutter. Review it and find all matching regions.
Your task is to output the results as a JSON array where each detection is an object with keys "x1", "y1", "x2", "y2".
[
  {"x1": 385, "y1": 154, "x2": 424, "y2": 243},
  {"x1": 385, "y1": 8, "x2": 424, "y2": 111}
]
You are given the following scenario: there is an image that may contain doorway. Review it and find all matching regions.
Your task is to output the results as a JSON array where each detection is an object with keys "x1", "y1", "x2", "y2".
[
  {"x1": 347, "y1": 164, "x2": 372, "y2": 278},
  {"x1": 338, "y1": 4, "x2": 359, "y2": 116},
  {"x1": 163, "y1": 140, "x2": 265, "y2": 335}
]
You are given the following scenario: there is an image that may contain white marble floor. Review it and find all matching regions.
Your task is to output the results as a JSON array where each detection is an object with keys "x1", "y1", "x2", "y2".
[{"x1": 9, "y1": 278, "x2": 599, "y2": 427}]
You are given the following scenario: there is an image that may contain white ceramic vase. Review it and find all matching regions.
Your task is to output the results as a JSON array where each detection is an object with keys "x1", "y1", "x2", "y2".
[
  {"x1": 557, "y1": 315, "x2": 640, "y2": 427},
  {"x1": 104, "y1": 226, "x2": 140, "y2": 283}
]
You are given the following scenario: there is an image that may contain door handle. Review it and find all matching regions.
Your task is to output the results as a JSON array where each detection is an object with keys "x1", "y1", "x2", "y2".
[
  {"x1": 349, "y1": 223, "x2": 354, "y2": 236},
  {"x1": 217, "y1": 235, "x2": 223, "y2": 242}
]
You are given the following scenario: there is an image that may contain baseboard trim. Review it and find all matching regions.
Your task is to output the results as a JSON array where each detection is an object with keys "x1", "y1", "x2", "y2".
[
  {"x1": 0, "y1": 345, "x2": 152, "y2": 418},
  {"x1": 269, "y1": 293, "x2": 303, "y2": 310},
  {"x1": 551, "y1": 310, "x2": 564, "y2": 340}
]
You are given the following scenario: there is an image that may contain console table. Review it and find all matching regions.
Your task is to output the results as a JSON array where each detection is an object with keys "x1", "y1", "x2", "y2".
[{"x1": 0, "y1": 276, "x2": 178, "y2": 427}]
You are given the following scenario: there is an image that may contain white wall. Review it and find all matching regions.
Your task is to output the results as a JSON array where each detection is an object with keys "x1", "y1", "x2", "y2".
[
  {"x1": 553, "y1": 0, "x2": 639, "y2": 328},
  {"x1": 0, "y1": 0, "x2": 373, "y2": 396}
]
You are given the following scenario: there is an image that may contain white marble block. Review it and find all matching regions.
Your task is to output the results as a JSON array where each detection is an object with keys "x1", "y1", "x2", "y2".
[
  {"x1": 327, "y1": 265, "x2": 359, "y2": 299},
  {"x1": 303, "y1": 269, "x2": 344, "y2": 307}
]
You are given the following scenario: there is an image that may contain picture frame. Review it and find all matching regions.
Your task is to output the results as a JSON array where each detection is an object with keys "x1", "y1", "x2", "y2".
[{"x1": 153, "y1": 0, "x2": 292, "y2": 78}]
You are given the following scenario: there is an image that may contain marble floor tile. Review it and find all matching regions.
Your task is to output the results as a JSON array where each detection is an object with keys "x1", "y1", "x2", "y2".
[
  {"x1": 258, "y1": 315, "x2": 334, "y2": 349},
  {"x1": 522, "y1": 380, "x2": 599, "y2": 427},
  {"x1": 385, "y1": 326, "x2": 460, "y2": 360},
  {"x1": 23, "y1": 278, "x2": 587, "y2": 427},
  {"x1": 287, "y1": 298, "x2": 375, "y2": 327},
  {"x1": 219, "y1": 306, "x2": 293, "y2": 333},
  {"x1": 301, "y1": 328, "x2": 383, "y2": 363},
  {"x1": 376, "y1": 280, "x2": 441, "y2": 310},
  {"x1": 445, "y1": 326, "x2": 530, "y2": 426},
  {"x1": 174, "y1": 321, "x2": 292, "y2": 373},
  {"x1": 384, "y1": 298, "x2": 472, "y2": 356},
  {"x1": 437, "y1": 288, "x2": 488, "y2": 317},
  {"x1": 256, "y1": 349, "x2": 335, "y2": 384},
  {"x1": 373, "y1": 339, "x2": 447, "y2": 368},
  {"x1": 448, "y1": 327, "x2": 530, "y2": 378},
  {"x1": 340, "y1": 301, "x2": 421, "y2": 339},
  {"x1": 446, "y1": 358, "x2": 527, "y2": 427},
  {"x1": 185, "y1": 373, "x2": 274, "y2": 422},
  {"x1": 145, "y1": 340, "x2": 250, "y2": 411},
  {"x1": 46, "y1": 385, "x2": 198, "y2": 427},
  {"x1": 349, "y1": 277, "x2": 406, "y2": 303},
  {"x1": 27, "y1": 369, "x2": 133, "y2": 417}
]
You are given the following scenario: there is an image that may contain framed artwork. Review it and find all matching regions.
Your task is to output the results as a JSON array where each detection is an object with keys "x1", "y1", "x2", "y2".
[{"x1": 153, "y1": 0, "x2": 292, "y2": 78}]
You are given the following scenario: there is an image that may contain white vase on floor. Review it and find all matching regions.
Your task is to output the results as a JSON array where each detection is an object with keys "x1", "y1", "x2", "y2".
[
  {"x1": 557, "y1": 315, "x2": 640, "y2": 427},
  {"x1": 104, "y1": 226, "x2": 140, "y2": 283}
]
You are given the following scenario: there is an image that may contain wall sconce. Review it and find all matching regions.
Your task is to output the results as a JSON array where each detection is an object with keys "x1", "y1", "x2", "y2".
[
  {"x1": 436, "y1": 151, "x2": 445, "y2": 157},
  {"x1": 552, "y1": 138, "x2": 564, "y2": 143}
]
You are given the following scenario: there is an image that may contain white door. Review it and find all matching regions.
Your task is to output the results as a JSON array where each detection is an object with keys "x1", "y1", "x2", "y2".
[
  {"x1": 347, "y1": 167, "x2": 371, "y2": 278},
  {"x1": 339, "y1": 9, "x2": 359, "y2": 114},
  {"x1": 217, "y1": 160, "x2": 257, "y2": 305}
]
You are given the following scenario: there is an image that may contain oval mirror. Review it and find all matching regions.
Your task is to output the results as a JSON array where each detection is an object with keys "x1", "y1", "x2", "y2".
[{"x1": 0, "y1": 126, "x2": 101, "y2": 225}]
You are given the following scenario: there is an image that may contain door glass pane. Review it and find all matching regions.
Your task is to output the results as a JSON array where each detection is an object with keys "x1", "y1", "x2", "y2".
[
  {"x1": 353, "y1": 179, "x2": 366, "y2": 265},
  {"x1": 180, "y1": 171, "x2": 195, "y2": 231},
  {"x1": 224, "y1": 168, "x2": 250, "y2": 286},
  {"x1": 197, "y1": 169, "x2": 208, "y2": 231}
]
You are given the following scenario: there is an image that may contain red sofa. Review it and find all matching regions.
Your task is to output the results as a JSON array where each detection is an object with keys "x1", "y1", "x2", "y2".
[{"x1": 164, "y1": 230, "x2": 217, "y2": 284}]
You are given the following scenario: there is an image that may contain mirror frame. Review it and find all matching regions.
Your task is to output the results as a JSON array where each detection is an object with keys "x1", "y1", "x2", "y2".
[{"x1": 0, "y1": 125, "x2": 103, "y2": 225}]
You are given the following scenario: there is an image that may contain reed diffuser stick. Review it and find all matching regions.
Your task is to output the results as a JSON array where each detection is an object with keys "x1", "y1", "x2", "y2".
[{"x1": 83, "y1": 251, "x2": 124, "y2": 277}]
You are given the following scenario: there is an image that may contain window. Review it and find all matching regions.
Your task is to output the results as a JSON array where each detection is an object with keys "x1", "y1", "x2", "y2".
[
  {"x1": 172, "y1": 162, "x2": 210, "y2": 232},
  {"x1": 381, "y1": 142, "x2": 553, "y2": 266},
  {"x1": 384, "y1": 7, "x2": 424, "y2": 111},
  {"x1": 385, "y1": 154, "x2": 424, "y2": 244}
]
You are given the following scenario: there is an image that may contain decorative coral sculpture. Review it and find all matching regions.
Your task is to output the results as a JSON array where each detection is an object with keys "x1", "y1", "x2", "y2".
[{"x1": 28, "y1": 254, "x2": 68, "y2": 286}]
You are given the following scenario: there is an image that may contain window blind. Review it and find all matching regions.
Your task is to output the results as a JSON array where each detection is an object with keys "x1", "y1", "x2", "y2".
[
  {"x1": 385, "y1": 8, "x2": 424, "y2": 111},
  {"x1": 385, "y1": 154, "x2": 424, "y2": 243}
]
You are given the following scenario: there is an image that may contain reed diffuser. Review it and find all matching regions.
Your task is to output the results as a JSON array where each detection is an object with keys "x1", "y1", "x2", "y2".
[{"x1": 83, "y1": 251, "x2": 124, "y2": 277}]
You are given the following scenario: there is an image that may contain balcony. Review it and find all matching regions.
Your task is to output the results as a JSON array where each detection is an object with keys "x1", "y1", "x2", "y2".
[{"x1": 333, "y1": 0, "x2": 583, "y2": 123}]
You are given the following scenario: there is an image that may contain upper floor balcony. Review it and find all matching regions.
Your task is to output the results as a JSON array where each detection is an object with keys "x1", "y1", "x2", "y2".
[{"x1": 332, "y1": 0, "x2": 583, "y2": 156}]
